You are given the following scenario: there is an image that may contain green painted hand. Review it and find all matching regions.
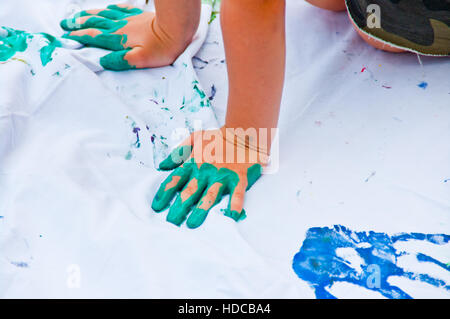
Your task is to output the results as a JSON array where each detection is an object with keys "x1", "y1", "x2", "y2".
[
  {"x1": 60, "y1": 4, "x2": 190, "y2": 70},
  {"x1": 152, "y1": 129, "x2": 264, "y2": 229}
]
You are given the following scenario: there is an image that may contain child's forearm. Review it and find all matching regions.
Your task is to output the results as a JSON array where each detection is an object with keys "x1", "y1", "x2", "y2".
[
  {"x1": 153, "y1": 0, "x2": 201, "y2": 52},
  {"x1": 221, "y1": 0, "x2": 286, "y2": 152}
]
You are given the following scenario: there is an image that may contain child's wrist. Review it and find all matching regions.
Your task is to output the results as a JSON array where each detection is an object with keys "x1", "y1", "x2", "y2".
[{"x1": 219, "y1": 126, "x2": 272, "y2": 163}]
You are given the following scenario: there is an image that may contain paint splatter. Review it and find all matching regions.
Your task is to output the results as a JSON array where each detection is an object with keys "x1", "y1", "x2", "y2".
[
  {"x1": 149, "y1": 98, "x2": 159, "y2": 105},
  {"x1": 193, "y1": 56, "x2": 209, "y2": 69},
  {"x1": 124, "y1": 150, "x2": 132, "y2": 160},
  {"x1": 11, "y1": 261, "x2": 29, "y2": 268},
  {"x1": 124, "y1": 116, "x2": 142, "y2": 159},
  {"x1": 359, "y1": 66, "x2": 378, "y2": 83},
  {"x1": 209, "y1": 11, "x2": 219, "y2": 24},
  {"x1": 418, "y1": 81, "x2": 428, "y2": 89},
  {"x1": 364, "y1": 171, "x2": 376, "y2": 183},
  {"x1": 193, "y1": 81, "x2": 206, "y2": 99},
  {"x1": 209, "y1": 85, "x2": 216, "y2": 101},
  {"x1": 132, "y1": 126, "x2": 141, "y2": 148},
  {"x1": 292, "y1": 225, "x2": 450, "y2": 299},
  {"x1": 444, "y1": 179, "x2": 449, "y2": 183}
]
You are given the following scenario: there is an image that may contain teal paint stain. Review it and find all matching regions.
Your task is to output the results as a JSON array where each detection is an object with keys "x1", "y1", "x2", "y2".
[
  {"x1": 39, "y1": 33, "x2": 61, "y2": 66},
  {"x1": 0, "y1": 27, "x2": 62, "y2": 67},
  {"x1": 0, "y1": 27, "x2": 28, "y2": 62},
  {"x1": 180, "y1": 81, "x2": 210, "y2": 112},
  {"x1": 193, "y1": 82, "x2": 206, "y2": 99},
  {"x1": 124, "y1": 150, "x2": 132, "y2": 160}
]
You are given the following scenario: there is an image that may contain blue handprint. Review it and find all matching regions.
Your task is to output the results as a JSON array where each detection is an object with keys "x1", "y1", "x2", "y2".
[{"x1": 292, "y1": 225, "x2": 450, "y2": 299}]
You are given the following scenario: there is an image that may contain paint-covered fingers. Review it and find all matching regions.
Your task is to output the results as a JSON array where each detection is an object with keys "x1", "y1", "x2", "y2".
[
  {"x1": 101, "y1": 46, "x2": 170, "y2": 71},
  {"x1": 61, "y1": 16, "x2": 121, "y2": 31},
  {"x1": 224, "y1": 182, "x2": 247, "y2": 222},
  {"x1": 166, "y1": 177, "x2": 207, "y2": 226},
  {"x1": 62, "y1": 30, "x2": 127, "y2": 51},
  {"x1": 76, "y1": 6, "x2": 142, "y2": 21},
  {"x1": 63, "y1": 28, "x2": 102, "y2": 39},
  {"x1": 159, "y1": 139, "x2": 193, "y2": 171},
  {"x1": 100, "y1": 49, "x2": 135, "y2": 71},
  {"x1": 186, "y1": 182, "x2": 225, "y2": 229},
  {"x1": 74, "y1": 8, "x2": 138, "y2": 21},
  {"x1": 107, "y1": 4, "x2": 144, "y2": 15},
  {"x1": 151, "y1": 166, "x2": 192, "y2": 212}
]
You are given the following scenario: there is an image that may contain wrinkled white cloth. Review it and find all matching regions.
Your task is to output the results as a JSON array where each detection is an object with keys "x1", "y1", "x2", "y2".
[{"x1": 0, "y1": 0, "x2": 449, "y2": 298}]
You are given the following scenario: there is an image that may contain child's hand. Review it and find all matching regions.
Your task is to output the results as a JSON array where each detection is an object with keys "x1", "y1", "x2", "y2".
[
  {"x1": 151, "y1": 128, "x2": 265, "y2": 229},
  {"x1": 60, "y1": 4, "x2": 191, "y2": 70}
]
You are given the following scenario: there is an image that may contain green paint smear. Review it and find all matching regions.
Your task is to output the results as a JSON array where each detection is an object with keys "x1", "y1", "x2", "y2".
[
  {"x1": 152, "y1": 153, "x2": 262, "y2": 228},
  {"x1": 0, "y1": 27, "x2": 28, "y2": 62},
  {"x1": 0, "y1": 27, "x2": 62, "y2": 67},
  {"x1": 40, "y1": 33, "x2": 62, "y2": 66},
  {"x1": 209, "y1": 11, "x2": 219, "y2": 24}
]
